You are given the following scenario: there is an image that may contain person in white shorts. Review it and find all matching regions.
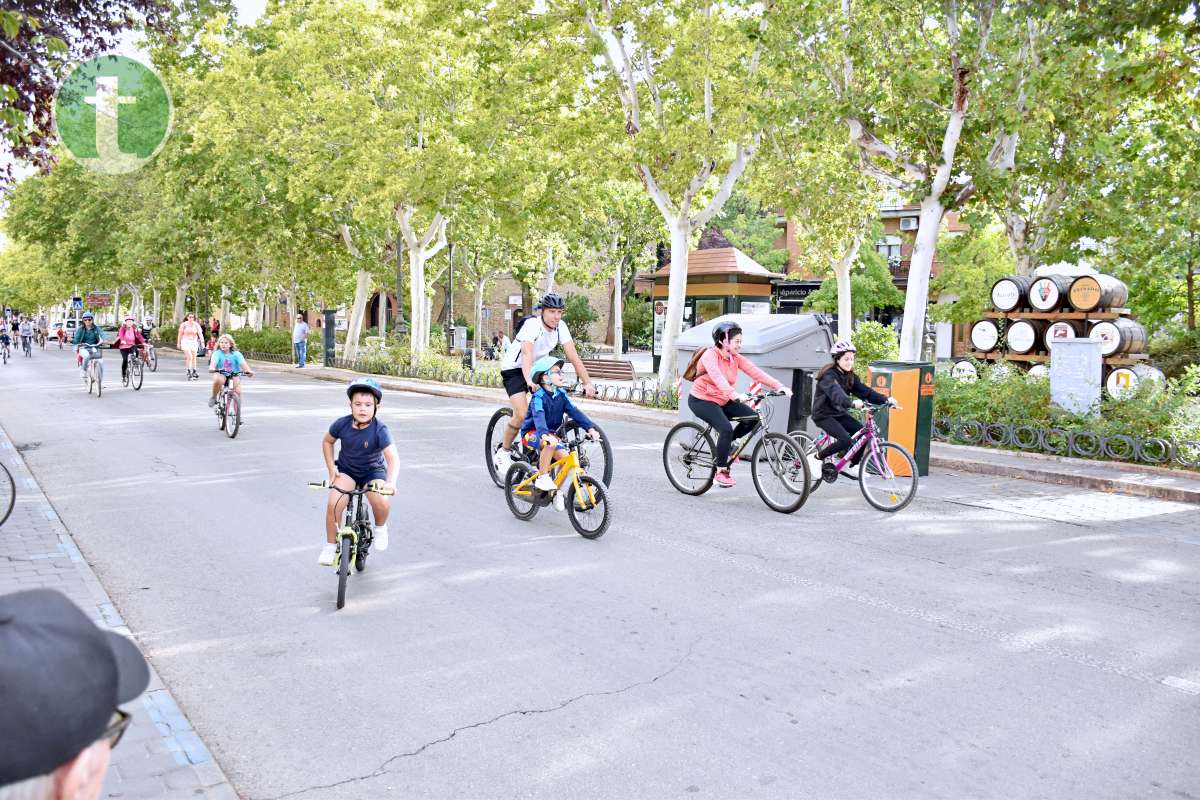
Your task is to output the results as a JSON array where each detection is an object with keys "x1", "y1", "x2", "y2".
[
  {"x1": 492, "y1": 292, "x2": 596, "y2": 473},
  {"x1": 176, "y1": 312, "x2": 204, "y2": 380}
]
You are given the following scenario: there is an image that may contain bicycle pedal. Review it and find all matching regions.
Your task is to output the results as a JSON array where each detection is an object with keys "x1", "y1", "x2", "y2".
[{"x1": 821, "y1": 463, "x2": 838, "y2": 483}]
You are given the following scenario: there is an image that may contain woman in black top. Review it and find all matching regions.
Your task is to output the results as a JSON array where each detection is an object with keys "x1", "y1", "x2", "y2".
[{"x1": 810, "y1": 340, "x2": 895, "y2": 468}]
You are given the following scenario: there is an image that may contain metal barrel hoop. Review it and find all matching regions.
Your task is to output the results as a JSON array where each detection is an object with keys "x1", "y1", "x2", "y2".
[
  {"x1": 954, "y1": 419, "x2": 984, "y2": 445},
  {"x1": 1068, "y1": 430, "x2": 1102, "y2": 459},
  {"x1": 1101, "y1": 434, "x2": 1135, "y2": 461},
  {"x1": 1012, "y1": 424, "x2": 1041, "y2": 450},
  {"x1": 1039, "y1": 427, "x2": 1069, "y2": 455},
  {"x1": 983, "y1": 422, "x2": 1012, "y2": 447},
  {"x1": 1136, "y1": 437, "x2": 1172, "y2": 464},
  {"x1": 1174, "y1": 440, "x2": 1200, "y2": 468}
]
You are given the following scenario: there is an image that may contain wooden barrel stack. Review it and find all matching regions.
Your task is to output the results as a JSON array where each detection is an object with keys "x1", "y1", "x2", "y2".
[{"x1": 960, "y1": 272, "x2": 1160, "y2": 396}]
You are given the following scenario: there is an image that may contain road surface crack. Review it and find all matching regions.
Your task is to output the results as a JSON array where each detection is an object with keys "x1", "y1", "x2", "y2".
[{"x1": 257, "y1": 638, "x2": 700, "y2": 800}]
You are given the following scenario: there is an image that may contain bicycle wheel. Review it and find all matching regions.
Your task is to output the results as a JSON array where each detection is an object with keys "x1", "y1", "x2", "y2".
[
  {"x1": 504, "y1": 462, "x2": 541, "y2": 521},
  {"x1": 566, "y1": 474, "x2": 610, "y2": 539},
  {"x1": 561, "y1": 420, "x2": 614, "y2": 488},
  {"x1": 130, "y1": 358, "x2": 143, "y2": 390},
  {"x1": 216, "y1": 396, "x2": 226, "y2": 430},
  {"x1": 148, "y1": 348, "x2": 158, "y2": 371},
  {"x1": 789, "y1": 432, "x2": 826, "y2": 493},
  {"x1": 859, "y1": 441, "x2": 918, "y2": 512},
  {"x1": 336, "y1": 532, "x2": 353, "y2": 610},
  {"x1": 751, "y1": 433, "x2": 810, "y2": 514},
  {"x1": 225, "y1": 394, "x2": 241, "y2": 439},
  {"x1": 0, "y1": 462, "x2": 15, "y2": 528},
  {"x1": 662, "y1": 422, "x2": 716, "y2": 495},
  {"x1": 485, "y1": 407, "x2": 514, "y2": 488},
  {"x1": 95, "y1": 363, "x2": 102, "y2": 397}
]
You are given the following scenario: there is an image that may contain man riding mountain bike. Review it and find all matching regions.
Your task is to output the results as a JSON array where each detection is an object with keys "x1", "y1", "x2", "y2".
[{"x1": 492, "y1": 292, "x2": 597, "y2": 475}]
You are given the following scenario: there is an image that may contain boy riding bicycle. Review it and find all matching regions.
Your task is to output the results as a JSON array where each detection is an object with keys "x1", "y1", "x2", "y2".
[
  {"x1": 519, "y1": 356, "x2": 600, "y2": 511},
  {"x1": 319, "y1": 378, "x2": 398, "y2": 565}
]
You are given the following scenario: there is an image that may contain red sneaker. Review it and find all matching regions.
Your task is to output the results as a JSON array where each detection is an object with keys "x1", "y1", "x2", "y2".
[{"x1": 714, "y1": 469, "x2": 736, "y2": 488}]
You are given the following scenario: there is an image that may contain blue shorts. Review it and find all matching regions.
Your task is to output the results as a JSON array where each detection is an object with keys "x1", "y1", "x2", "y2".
[{"x1": 336, "y1": 462, "x2": 387, "y2": 487}]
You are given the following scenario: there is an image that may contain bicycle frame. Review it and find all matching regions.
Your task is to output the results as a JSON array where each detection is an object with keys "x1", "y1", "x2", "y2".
[
  {"x1": 682, "y1": 391, "x2": 778, "y2": 468},
  {"x1": 815, "y1": 409, "x2": 894, "y2": 478},
  {"x1": 510, "y1": 446, "x2": 596, "y2": 505}
]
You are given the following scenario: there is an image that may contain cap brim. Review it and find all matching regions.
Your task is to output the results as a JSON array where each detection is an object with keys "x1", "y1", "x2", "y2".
[{"x1": 103, "y1": 631, "x2": 150, "y2": 704}]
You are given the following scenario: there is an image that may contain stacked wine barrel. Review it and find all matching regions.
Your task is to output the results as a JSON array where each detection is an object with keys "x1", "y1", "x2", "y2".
[{"x1": 961, "y1": 273, "x2": 1164, "y2": 395}]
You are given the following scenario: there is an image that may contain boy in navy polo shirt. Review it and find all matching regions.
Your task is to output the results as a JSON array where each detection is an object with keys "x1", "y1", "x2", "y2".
[{"x1": 319, "y1": 378, "x2": 399, "y2": 566}]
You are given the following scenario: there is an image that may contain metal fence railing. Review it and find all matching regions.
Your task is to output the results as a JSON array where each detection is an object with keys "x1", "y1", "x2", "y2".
[{"x1": 932, "y1": 416, "x2": 1200, "y2": 468}]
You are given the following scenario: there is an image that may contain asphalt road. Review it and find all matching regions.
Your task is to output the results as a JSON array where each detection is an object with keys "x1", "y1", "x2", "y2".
[{"x1": 2, "y1": 347, "x2": 1198, "y2": 800}]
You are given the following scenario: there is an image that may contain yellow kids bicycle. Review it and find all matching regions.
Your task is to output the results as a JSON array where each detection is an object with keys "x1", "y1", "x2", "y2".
[{"x1": 504, "y1": 423, "x2": 611, "y2": 539}]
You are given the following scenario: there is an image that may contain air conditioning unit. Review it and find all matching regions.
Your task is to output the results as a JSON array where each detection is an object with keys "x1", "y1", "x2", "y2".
[{"x1": 900, "y1": 217, "x2": 918, "y2": 231}]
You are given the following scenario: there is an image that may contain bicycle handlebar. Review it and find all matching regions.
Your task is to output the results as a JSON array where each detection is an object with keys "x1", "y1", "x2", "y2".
[{"x1": 307, "y1": 480, "x2": 395, "y2": 496}]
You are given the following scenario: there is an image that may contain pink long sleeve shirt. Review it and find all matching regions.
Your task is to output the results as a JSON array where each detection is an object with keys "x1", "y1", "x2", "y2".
[{"x1": 688, "y1": 347, "x2": 784, "y2": 404}]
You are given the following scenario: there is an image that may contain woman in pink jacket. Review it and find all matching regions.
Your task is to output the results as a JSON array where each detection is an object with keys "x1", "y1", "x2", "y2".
[
  {"x1": 114, "y1": 316, "x2": 146, "y2": 384},
  {"x1": 688, "y1": 321, "x2": 791, "y2": 488}
]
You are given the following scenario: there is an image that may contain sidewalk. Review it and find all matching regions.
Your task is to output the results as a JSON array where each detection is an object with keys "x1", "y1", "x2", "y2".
[
  {"x1": 207, "y1": 350, "x2": 1200, "y2": 505},
  {"x1": 0, "y1": 425, "x2": 238, "y2": 799}
]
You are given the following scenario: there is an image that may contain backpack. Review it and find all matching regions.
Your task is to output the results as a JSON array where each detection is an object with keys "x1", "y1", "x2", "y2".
[{"x1": 681, "y1": 346, "x2": 710, "y2": 382}]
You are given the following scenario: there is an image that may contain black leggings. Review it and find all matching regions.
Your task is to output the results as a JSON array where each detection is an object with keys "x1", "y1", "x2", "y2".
[
  {"x1": 815, "y1": 413, "x2": 864, "y2": 462},
  {"x1": 688, "y1": 395, "x2": 758, "y2": 469},
  {"x1": 119, "y1": 347, "x2": 136, "y2": 378}
]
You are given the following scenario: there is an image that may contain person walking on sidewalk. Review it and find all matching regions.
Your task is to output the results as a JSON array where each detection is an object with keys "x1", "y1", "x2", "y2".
[
  {"x1": 177, "y1": 313, "x2": 204, "y2": 380},
  {"x1": 293, "y1": 311, "x2": 310, "y2": 368},
  {"x1": 685, "y1": 321, "x2": 791, "y2": 489},
  {"x1": 0, "y1": 588, "x2": 150, "y2": 799}
]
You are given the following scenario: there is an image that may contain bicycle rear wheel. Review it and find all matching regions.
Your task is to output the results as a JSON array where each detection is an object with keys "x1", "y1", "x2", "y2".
[
  {"x1": 485, "y1": 407, "x2": 514, "y2": 488},
  {"x1": 561, "y1": 420, "x2": 614, "y2": 488},
  {"x1": 504, "y1": 462, "x2": 541, "y2": 521},
  {"x1": 0, "y1": 462, "x2": 15, "y2": 528},
  {"x1": 95, "y1": 363, "x2": 102, "y2": 397},
  {"x1": 751, "y1": 433, "x2": 810, "y2": 514},
  {"x1": 336, "y1": 532, "x2": 353, "y2": 609},
  {"x1": 225, "y1": 394, "x2": 241, "y2": 439},
  {"x1": 566, "y1": 475, "x2": 610, "y2": 539},
  {"x1": 130, "y1": 358, "x2": 143, "y2": 390},
  {"x1": 662, "y1": 422, "x2": 716, "y2": 495},
  {"x1": 148, "y1": 348, "x2": 158, "y2": 371},
  {"x1": 859, "y1": 441, "x2": 918, "y2": 512}
]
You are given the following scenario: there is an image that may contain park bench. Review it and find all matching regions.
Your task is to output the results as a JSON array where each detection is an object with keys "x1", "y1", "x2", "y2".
[{"x1": 579, "y1": 357, "x2": 636, "y2": 382}]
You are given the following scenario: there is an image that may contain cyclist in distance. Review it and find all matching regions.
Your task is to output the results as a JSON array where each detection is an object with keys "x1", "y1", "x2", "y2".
[
  {"x1": 685, "y1": 321, "x2": 791, "y2": 489},
  {"x1": 206, "y1": 334, "x2": 254, "y2": 406},
  {"x1": 18, "y1": 317, "x2": 33, "y2": 353},
  {"x1": 493, "y1": 292, "x2": 596, "y2": 476},
  {"x1": 114, "y1": 317, "x2": 146, "y2": 383},
  {"x1": 807, "y1": 340, "x2": 896, "y2": 476},
  {"x1": 72, "y1": 312, "x2": 104, "y2": 377},
  {"x1": 319, "y1": 378, "x2": 398, "y2": 566}
]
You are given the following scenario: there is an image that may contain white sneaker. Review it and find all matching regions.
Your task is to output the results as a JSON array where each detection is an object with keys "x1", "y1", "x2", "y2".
[
  {"x1": 806, "y1": 455, "x2": 825, "y2": 482},
  {"x1": 372, "y1": 524, "x2": 389, "y2": 551},
  {"x1": 553, "y1": 492, "x2": 566, "y2": 512},
  {"x1": 534, "y1": 474, "x2": 557, "y2": 492},
  {"x1": 492, "y1": 447, "x2": 513, "y2": 473},
  {"x1": 318, "y1": 543, "x2": 338, "y2": 566}
]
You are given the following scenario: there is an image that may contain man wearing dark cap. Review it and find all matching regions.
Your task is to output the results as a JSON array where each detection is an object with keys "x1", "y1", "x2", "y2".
[{"x1": 0, "y1": 589, "x2": 150, "y2": 800}]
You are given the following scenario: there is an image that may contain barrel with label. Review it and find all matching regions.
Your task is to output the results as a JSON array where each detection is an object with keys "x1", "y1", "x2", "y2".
[
  {"x1": 1043, "y1": 319, "x2": 1084, "y2": 350},
  {"x1": 1089, "y1": 318, "x2": 1148, "y2": 356},
  {"x1": 970, "y1": 319, "x2": 1001, "y2": 352},
  {"x1": 1106, "y1": 363, "x2": 1167, "y2": 398},
  {"x1": 991, "y1": 275, "x2": 1034, "y2": 312},
  {"x1": 1006, "y1": 318, "x2": 1047, "y2": 354},
  {"x1": 951, "y1": 359, "x2": 979, "y2": 381},
  {"x1": 1028, "y1": 275, "x2": 1074, "y2": 311},
  {"x1": 1028, "y1": 363, "x2": 1050, "y2": 379},
  {"x1": 1069, "y1": 274, "x2": 1129, "y2": 312}
]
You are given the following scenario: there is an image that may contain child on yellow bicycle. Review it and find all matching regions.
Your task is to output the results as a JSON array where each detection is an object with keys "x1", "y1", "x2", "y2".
[{"x1": 519, "y1": 356, "x2": 600, "y2": 511}]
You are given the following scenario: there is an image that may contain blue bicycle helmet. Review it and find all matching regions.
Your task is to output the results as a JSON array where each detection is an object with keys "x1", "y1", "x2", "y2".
[
  {"x1": 81, "y1": 311, "x2": 94, "y2": 320},
  {"x1": 531, "y1": 355, "x2": 565, "y2": 385},
  {"x1": 346, "y1": 376, "x2": 383, "y2": 403}
]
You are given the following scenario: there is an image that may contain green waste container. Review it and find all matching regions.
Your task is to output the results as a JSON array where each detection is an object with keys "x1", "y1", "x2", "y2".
[{"x1": 865, "y1": 361, "x2": 935, "y2": 477}]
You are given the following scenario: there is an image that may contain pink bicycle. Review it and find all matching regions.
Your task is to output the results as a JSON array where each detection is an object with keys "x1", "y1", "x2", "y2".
[{"x1": 790, "y1": 403, "x2": 918, "y2": 512}]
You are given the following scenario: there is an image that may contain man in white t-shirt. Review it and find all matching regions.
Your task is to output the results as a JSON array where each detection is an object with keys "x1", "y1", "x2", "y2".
[
  {"x1": 493, "y1": 292, "x2": 595, "y2": 473},
  {"x1": 292, "y1": 311, "x2": 311, "y2": 368}
]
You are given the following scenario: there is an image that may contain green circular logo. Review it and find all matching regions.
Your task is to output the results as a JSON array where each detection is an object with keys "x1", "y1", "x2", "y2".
[{"x1": 53, "y1": 55, "x2": 173, "y2": 174}]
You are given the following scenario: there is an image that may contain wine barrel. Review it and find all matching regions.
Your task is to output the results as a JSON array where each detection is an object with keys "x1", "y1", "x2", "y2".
[
  {"x1": 1028, "y1": 363, "x2": 1050, "y2": 379},
  {"x1": 1089, "y1": 318, "x2": 1148, "y2": 356},
  {"x1": 1133, "y1": 363, "x2": 1167, "y2": 387},
  {"x1": 970, "y1": 319, "x2": 1000, "y2": 352},
  {"x1": 991, "y1": 275, "x2": 1034, "y2": 312},
  {"x1": 1043, "y1": 319, "x2": 1085, "y2": 350},
  {"x1": 1069, "y1": 274, "x2": 1129, "y2": 312},
  {"x1": 1006, "y1": 319, "x2": 1047, "y2": 354},
  {"x1": 951, "y1": 359, "x2": 978, "y2": 382},
  {"x1": 1105, "y1": 366, "x2": 1139, "y2": 398},
  {"x1": 1028, "y1": 275, "x2": 1074, "y2": 311}
]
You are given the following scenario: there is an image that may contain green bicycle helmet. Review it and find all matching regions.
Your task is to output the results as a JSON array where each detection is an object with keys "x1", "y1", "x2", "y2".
[
  {"x1": 346, "y1": 376, "x2": 383, "y2": 403},
  {"x1": 531, "y1": 355, "x2": 565, "y2": 385}
]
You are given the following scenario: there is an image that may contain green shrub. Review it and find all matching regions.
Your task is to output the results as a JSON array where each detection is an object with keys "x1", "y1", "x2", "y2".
[
  {"x1": 563, "y1": 294, "x2": 598, "y2": 342},
  {"x1": 851, "y1": 321, "x2": 899, "y2": 378},
  {"x1": 624, "y1": 295, "x2": 653, "y2": 349},
  {"x1": 156, "y1": 325, "x2": 177, "y2": 345},
  {"x1": 1150, "y1": 328, "x2": 1200, "y2": 378},
  {"x1": 232, "y1": 327, "x2": 292, "y2": 355}
]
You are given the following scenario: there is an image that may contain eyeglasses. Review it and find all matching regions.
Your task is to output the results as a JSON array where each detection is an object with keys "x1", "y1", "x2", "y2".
[
  {"x1": 547, "y1": 368, "x2": 563, "y2": 376},
  {"x1": 101, "y1": 709, "x2": 132, "y2": 749}
]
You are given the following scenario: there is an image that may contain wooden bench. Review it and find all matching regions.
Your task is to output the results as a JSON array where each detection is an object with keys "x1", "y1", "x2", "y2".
[{"x1": 579, "y1": 358, "x2": 636, "y2": 382}]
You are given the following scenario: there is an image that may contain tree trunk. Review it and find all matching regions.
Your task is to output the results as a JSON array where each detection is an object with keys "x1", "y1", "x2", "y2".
[
  {"x1": 899, "y1": 195, "x2": 946, "y2": 361},
  {"x1": 657, "y1": 217, "x2": 692, "y2": 382},
  {"x1": 474, "y1": 274, "x2": 486, "y2": 354},
  {"x1": 252, "y1": 285, "x2": 266, "y2": 331},
  {"x1": 151, "y1": 289, "x2": 161, "y2": 325},
  {"x1": 219, "y1": 286, "x2": 231, "y2": 332},
  {"x1": 172, "y1": 282, "x2": 188, "y2": 325},
  {"x1": 835, "y1": 231, "x2": 865, "y2": 342},
  {"x1": 543, "y1": 246, "x2": 560, "y2": 295},
  {"x1": 395, "y1": 207, "x2": 447, "y2": 361},
  {"x1": 395, "y1": 229, "x2": 405, "y2": 327},
  {"x1": 612, "y1": 254, "x2": 626, "y2": 354},
  {"x1": 378, "y1": 292, "x2": 388, "y2": 338},
  {"x1": 1187, "y1": 263, "x2": 1195, "y2": 331},
  {"x1": 111, "y1": 287, "x2": 120, "y2": 328},
  {"x1": 342, "y1": 269, "x2": 372, "y2": 362},
  {"x1": 286, "y1": 283, "x2": 297, "y2": 330}
]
